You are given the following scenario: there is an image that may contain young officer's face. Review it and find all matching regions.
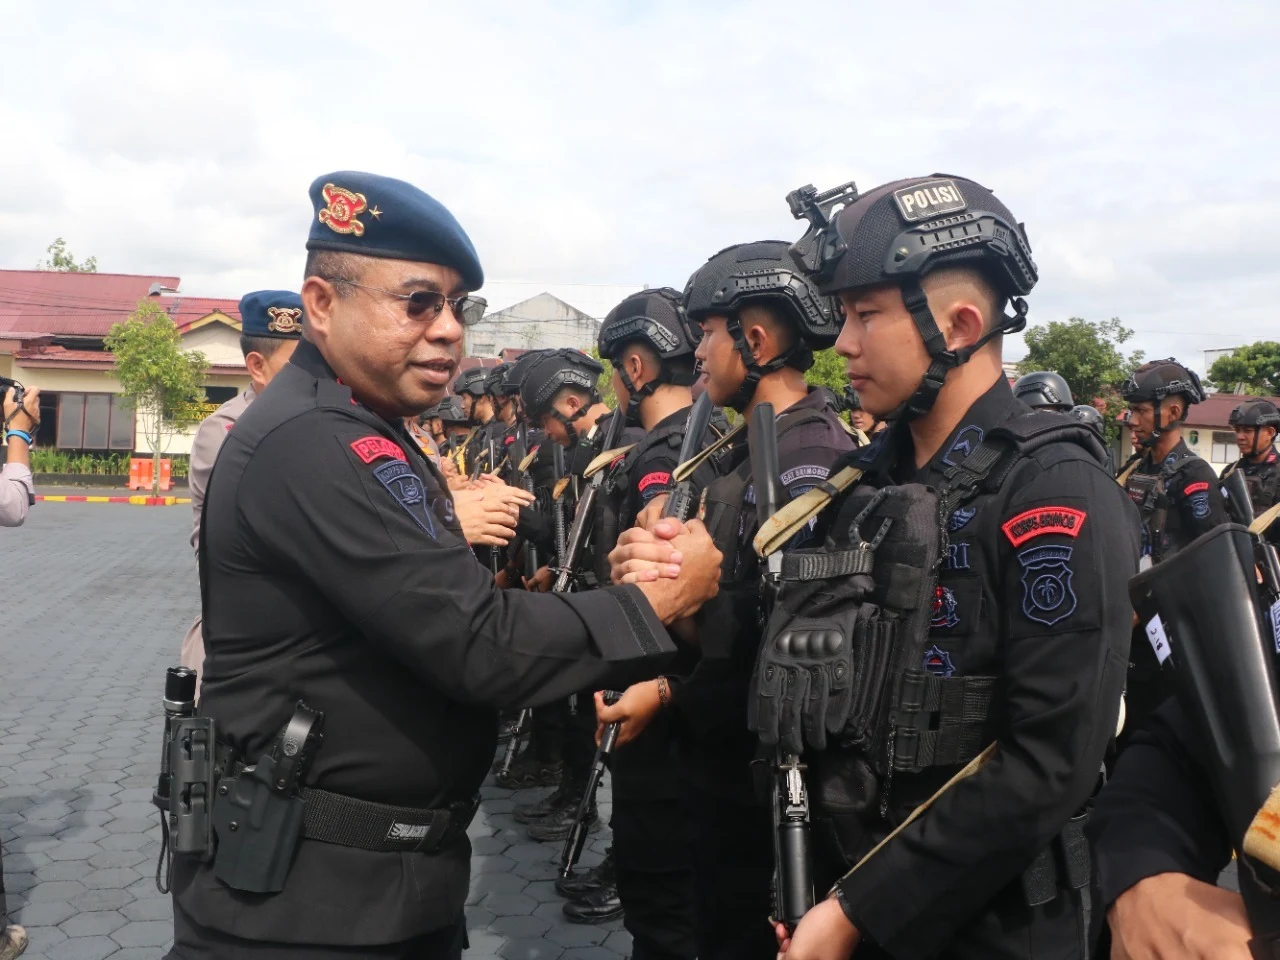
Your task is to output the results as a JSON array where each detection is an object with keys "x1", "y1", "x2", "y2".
[
  {"x1": 692, "y1": 315, "x2": 744, "y2": 408},
  {"x1": 834, "y1": 284, "x2": 931, "y2": 419}
]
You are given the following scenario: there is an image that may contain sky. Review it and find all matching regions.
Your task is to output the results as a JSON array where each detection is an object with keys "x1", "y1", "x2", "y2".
[{"x1": 0, "y1": 0, "x2": 1276, "y2": 371}]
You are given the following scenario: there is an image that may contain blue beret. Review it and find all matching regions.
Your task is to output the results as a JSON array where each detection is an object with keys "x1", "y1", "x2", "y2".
[
  {"x1": 238, "y1": 290, "x2": 304, "y2": 339},
  {"x1": 305, "y1": 171, "x2": 484, "y2": 291}
]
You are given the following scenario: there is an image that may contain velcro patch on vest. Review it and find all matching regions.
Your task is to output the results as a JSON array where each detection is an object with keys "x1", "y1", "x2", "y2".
[
  {"x1": 1017, "y1": 545, "x2": 1077, "y2": 627},
  {"x1": 1183, "y1": 481, "x2": 1210, "y2": 495},
  {"x1": 351, "y1": 436, "x2": 407, "y2": 464},
  {"x1": 373, "y1": 460, "x2": 436, "y2": 538},
  {"x1": 893, "y1": 178, "x2": 967, "y2": 223},
  {"x1": 1001, "y1": 506, "x2": 1087, "y2": 547}
]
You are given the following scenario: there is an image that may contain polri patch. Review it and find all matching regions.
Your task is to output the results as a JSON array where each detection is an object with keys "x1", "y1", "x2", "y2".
[
  {"x1": 944, "y1": 542, "x2": 971, "y2": 571},
  {"x1": 351, "y1": 436, "x2": 407, "y2": 464},
  {"x1": 373, "y1": 460, "x2": 436, "y2": 538},
  {"x1": 1001, "y1": 506, "x2": 1086, "y2": 547},
  {"x1": 893, "y1": 179, "x2": 967, "y2": 223},
  {"x1": 1190, "y1": 492, "x2": 1211, "y2": 519},
  {"x1": 948, "y1": 506, "x2": 977, "y2": 531},
  {"x1": 1017, "y1": 545, "x2": 1077, "y2": 627},
  {"x1": 922, "y1": 645, "x2": 955, "y2": 678},
  {"x1": 941, "y1": 425, "x2": 983, "y2": 467}
]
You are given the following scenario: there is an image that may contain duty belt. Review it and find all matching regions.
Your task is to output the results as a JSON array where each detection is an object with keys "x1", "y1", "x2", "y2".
[{"x1": 214, "y1": 742, "x2": 478, "y2": 855}]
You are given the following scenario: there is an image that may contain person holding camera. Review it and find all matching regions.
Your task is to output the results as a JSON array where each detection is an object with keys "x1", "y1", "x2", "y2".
[{"x1": 1, "y1": 382, "x2": 39, "y2": 528}]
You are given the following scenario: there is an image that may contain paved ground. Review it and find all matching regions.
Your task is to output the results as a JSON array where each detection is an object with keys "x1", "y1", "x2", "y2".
[{"x1": 1, "y1": 504, "x2": 626, "y2": 959}]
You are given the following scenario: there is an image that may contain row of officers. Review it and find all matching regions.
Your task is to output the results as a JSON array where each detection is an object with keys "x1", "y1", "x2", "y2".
[{"x1": 157, "y1": 167, "x2": 1280, "y2": 960}]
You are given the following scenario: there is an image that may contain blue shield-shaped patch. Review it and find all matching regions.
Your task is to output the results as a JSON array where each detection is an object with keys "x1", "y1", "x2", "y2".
[
  {"x1": 1017, "y1": 545, "x2": 1077, "y2": 626},
  {"x1": 1190, "y1": 492, "x2": 1210, "y2": 519},
  {"x1": 373, "y1": 460, "x2": 436, "y2": 538},
  {"x1": 922, "y1": 645, "x2": 956, "y2": 678}
]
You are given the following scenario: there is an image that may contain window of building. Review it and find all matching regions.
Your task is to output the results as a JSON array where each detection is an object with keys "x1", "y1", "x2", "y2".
[
  {"x1": 1211, "y1": 431, "x2": 1237, "y2": 464},
  {"x1": 56, "y1": 393, "x2": 135, "y2": 450},
  {"x1": 205, "y1": 386, "x2": 238, "y2": 404}
]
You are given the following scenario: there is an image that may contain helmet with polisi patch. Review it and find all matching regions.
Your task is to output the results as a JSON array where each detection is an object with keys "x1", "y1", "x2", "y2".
[{"x1": 785, "y1": 174, "x2": 1037, "y2": 420}]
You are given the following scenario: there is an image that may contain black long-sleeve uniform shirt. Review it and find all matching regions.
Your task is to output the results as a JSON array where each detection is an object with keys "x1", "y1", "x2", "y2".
[
  {"x1": 173, "y1": 341, "x2": 676, "y2": 946},
  {"x1": 818, "y1": 379, "x2": 1141, "y2": 959}
]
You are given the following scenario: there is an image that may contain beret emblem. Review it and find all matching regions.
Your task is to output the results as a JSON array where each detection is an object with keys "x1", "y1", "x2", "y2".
[{"x1": 318, "y1": 183, "x2": 369, "y2": 236}]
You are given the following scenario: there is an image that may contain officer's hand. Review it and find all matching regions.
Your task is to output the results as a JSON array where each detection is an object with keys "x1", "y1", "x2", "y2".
[
  {"x1": 3, "y1": 386, "x2": 40, "y2": 432},
  {"x1": 635, "y1": 519, "x2": 721, "y2": 624},
  {"x1": 524, "y1": 565, "x2": 555, "y2": 593},
  {"x1": 1109, "y1": 872, "x2": 1252, "y2": 959},
  {"x1": 777, "y1": 897, "x2": 860, "y2": 960},
  {"x1": 475, "y1": 472, "x2": 504, "y2": 486},
  {"x1": 609, "y1": 523, "x2": 684, "y2": 585},
  {"x1": 453, "y1": 489, "x2": 520, "y2": 546},
  {"x1": 439, "y1": 457, "x2": 459, "y2": 478},
  {"x1": 635, "y1": 496, "x2": 668, "y2": 531},
  {"x1": 594, "y1": 683, "x2": 661, "y2": 748}
]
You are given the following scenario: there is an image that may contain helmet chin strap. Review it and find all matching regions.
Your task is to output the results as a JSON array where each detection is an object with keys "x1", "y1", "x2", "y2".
[
  {"x1": 553, "y1": 396, "x2": 599, "y2": 447},
  {"x1": 723, "y1": 315, "x2": 813, "y2": 413},
  {"x1": 1137, "y1": 400, "x2": 1187, "y2": 451}
]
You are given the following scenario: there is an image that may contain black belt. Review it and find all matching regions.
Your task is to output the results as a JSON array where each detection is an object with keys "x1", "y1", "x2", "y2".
[{"x1": 301, "y1": 788, "x2": 480, "y2": 854}]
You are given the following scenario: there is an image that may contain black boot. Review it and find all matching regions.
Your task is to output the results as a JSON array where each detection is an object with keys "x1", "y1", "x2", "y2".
[
  {"x1": 513, "y1": 782, "x2": 573, "y2": 824},
  {"x1": 562, "y1": 882, "x2": 623, "y2": 924},
  {"x1": 495, "y1": 752, "x2": 563, "y2": 790},
  {"x1": 527, "y1": 793, "x2": 598, "y2": 843},
  {"x1": 555, "y1": 848, "x2": 615, "y2": 900}
]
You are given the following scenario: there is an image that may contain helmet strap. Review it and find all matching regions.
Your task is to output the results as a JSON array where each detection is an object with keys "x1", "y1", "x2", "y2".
[
  {"x1": 724, "y1": 314, "x2": 808, "y2": 413},
  {"x1": 552, "y1": 393, "x2": 600, "y2": 447}
]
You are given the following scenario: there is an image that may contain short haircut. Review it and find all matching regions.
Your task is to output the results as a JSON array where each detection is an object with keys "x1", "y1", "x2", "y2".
[
  {"x1": 551, "y1": 384, "x2": 596, "y2": 410},
  {"x1": 304, "y1": 249, "x2": 362, "y2": 295},
  {"x1": 738, "y1": 302, "x2": 798, "y2": 354},
  {"x1": 240, "y1": 335, "x2": 291, "y2": 360}
]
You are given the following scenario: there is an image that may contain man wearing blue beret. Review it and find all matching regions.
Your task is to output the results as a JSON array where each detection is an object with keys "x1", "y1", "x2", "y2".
[
  {"x1": 164, "y1": 171, "x2": 724, "y2": 959},
  {"x1": 178, "y1": 289, "x2": 303, "y2": 693}
]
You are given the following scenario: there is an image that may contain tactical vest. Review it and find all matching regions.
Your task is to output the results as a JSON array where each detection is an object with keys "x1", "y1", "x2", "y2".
[
  {"x1": 753, "y1": 413, "x2": 1106, "y2": 842},
  {"x1": 1120, "y1": 452, "x2": 1199, "y2": 564}
]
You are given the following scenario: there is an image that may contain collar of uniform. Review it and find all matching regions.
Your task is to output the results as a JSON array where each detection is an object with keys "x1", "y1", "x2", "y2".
[
  {"x1": 288, "y1": 337, "x2": 338, "y2": 382},
  {"x1": 1138, "y1": 438, "x2": 1192, "y2": 474},
  {"x1": 903, "y1": 376, "x2": 1018, "y2": 485},
  {"x1": 650, "y1": 407, "x2": 689, "y2": 434}
]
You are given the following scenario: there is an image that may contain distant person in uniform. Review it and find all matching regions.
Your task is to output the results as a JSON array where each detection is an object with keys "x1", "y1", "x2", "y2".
[{"x1": 179, "y1": 291, "x2": 303, "y2": 689}]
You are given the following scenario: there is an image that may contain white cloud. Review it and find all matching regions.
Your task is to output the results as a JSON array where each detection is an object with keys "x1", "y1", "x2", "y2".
[{"x1": 1, "y1": 0, "x2": 1277, "y2": 370}]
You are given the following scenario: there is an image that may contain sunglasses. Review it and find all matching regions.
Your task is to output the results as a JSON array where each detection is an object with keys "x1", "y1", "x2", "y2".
[{"x1": 331, "y1": 279, "x2": 487, "y2": 326}]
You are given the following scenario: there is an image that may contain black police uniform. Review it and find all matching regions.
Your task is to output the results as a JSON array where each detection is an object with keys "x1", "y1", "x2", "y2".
[
  {"x1": 599, "y1": 405, "x2": 723, "y2": 959},
  {"x1": 1087, "y1": 699, "x2": 1231, "y2": 955},
  {"x1": 1225, "y1": 445, "x2": 1280, "y2": 541},
  {"x1": 675, "y1": 389, "x2": 854, "y2": 960},
  {"x1": 171, "y1": 341, "x2": 678, "y2": 958},
  {"x1": 1121, "y1": 440, "x2": 1229, "y2": 738},
  {"x1": 799, "y1": 378, "x2": 1141, "y2": 960}
]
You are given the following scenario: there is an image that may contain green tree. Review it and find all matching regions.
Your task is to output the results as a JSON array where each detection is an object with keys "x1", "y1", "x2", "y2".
[
  {"x1": 1206, "y1": 342, "x2": 1280, "y2": 396},
  {"x1": 39, "y1": 237, "x2": 98, "y2": 272},
  {"x1": 1019, "y1": 317, "x2": 1144, "y2": 445},
  {"x1": 588, "y1": 345, "x2": 618, "y2": 410},
  {"x1": 805, "y1": 348, "x2": 848, "y2": 395},
  {"x1": 105, "y1": 300, "x2": 208, "y2": 496}
]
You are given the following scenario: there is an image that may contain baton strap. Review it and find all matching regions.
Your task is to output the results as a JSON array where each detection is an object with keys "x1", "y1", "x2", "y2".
[
  {"x1": 300, "y1": 788, "x2": 479, "y2": 854},
  {"x1": 754, "y1": 465, "x2": 865, "y2": 558},
  {"x1": 1252, "y1": 501, "x2": 1280, "y2": 536}
]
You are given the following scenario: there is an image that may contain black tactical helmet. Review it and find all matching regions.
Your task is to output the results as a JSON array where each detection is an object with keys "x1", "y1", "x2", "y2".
[
  {"x1": 502, "y1": 349, "x2": 553, "y2": 404},
  {"x1": 683, "y1": 240, "x2": 838, "y2": 411},
  {"x1": 1069, "y1": 404, "x2": 1104, "y2": 429},
  {"x1": 1228, "y1": 399, "x2": 1280, "y2": 429},
  {"x1": 485, "y1": 362, "x2": 513, "y2": 397},
  {"x1": 1120, "y1": 358, "x2": 1205, "y2": 447},
  {"x1": 435, "y1": 396, "x2": 468, "y2": 424},
  {"x1": 1014, "y1": 371, "x2": 1074, "y2": 411},
  {"x1": 454, "y1": 367, "x2": 489, "y2": 397},
  {"x1": 598, "y1": 287, "x2": 698, "y2": 423},
  {"x1": 519, "y1": 348, "x2": 604, "y2": 445},
  {"x1": 785, "y1": 175, "x2": 1036, "y2": 420}
]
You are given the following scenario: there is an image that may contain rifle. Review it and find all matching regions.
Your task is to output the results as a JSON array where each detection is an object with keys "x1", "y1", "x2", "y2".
[
  {"x1": 553, "y1": 413, "x2": 625, "y2": 594},
  {"x1": 660, "y1": 392, "x2": 715, "y2": 522},
  {"x1": 560, "y1": 690, "x2": 622, "y2": 879},
  {"x1": 749, "y1": 402, "x2": 815, "y2": 931},
  {"x1": 552, "y1": 444, "x2": 569, "y2": 564},
  {"x1": 510, "y1": 428, "x2": 540, "y2": 575}
]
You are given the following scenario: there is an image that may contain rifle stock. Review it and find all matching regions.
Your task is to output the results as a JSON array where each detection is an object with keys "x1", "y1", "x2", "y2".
[
  {"x1": 553, "y1": 413, "x2": 624, "y2": 593},
  {"x1": 560, "y1": 690, "x2": 622, "y2": 878}
]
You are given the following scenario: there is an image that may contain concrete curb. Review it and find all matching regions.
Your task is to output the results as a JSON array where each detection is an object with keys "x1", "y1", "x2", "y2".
[{"x1": 36, "y1": 495, "x2": 191, "y2": 506}]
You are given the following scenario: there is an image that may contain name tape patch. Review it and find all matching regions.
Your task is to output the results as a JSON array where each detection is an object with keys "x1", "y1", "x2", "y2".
[
  {"x1": 638, "y1": 471, "x2": 672, "y2": 492},
  {"x1": 1145, "y1": 613, "x2": 1172, "y2": 665},
  {"x1": 351, "y1": 436, "x2": 407, "y2": 464},
  {"x1": 893, "y1": 178, "x2": 967, "y2": 223},
  {"x1": 1184, "y1": 481, "x2": 1210, "y2": 495},
  {"x1": 1002, "y1": 506, "x2": 1087, "y2": 548}
]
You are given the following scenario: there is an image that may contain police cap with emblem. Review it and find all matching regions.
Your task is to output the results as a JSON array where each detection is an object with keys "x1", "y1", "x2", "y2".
[
  {"x1": 1229, "y1": 398, "x2": 1280, "y2": 428},
  {"x1": 785, "y1": 175, "x2": 1036, "y2": 420},
  {"x1": 305, "y1": 170, "x2": 484, "y2": 291},
  {"x1": 1013, "y1": 370, "x2": 1074, "y2": 411},
  {"x1": 519, "y1": 348, "x2": 603, "y2": 444},
  {"x1": 683, "y1": 240, "x2": 838, "y2": 411},
  {"x1": 239, "y1": 290, "x2": 305, "y2": 340},
  {"x1": 1120, "y1": 358, "x2": 1206, "y2": 446},
  {"x1": 453, "y1": 368, "x2": 490, "y2": 397},
  {"x1": 598, "y1": 288, "x2": 698, "y2": 423}
]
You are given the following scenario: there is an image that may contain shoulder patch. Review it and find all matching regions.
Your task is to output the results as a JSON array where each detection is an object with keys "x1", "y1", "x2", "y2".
[
  {"x1": 1001, "y1": 506, "x2": 1087, "y2": 547},
  {"x1": 638, "y1": 471, "x2": 672, "y2": 493},
  {"x1": 1017, "y1": 545, "x2": 1078, "y2": 626},
  {"x1": 780, "y1": 464, "x2": 831, "y2": 486},
  {"x1": 941, "y1": 425, "x2": 984, "y2": 467},
  {"x1": 1190, "y1": 492, "x2": 1211, "y2": 519},
  {"x1": 373, "y1": 461, "x2": 437, "y2": 537},
  {"x1": 351, "y1": 436, "x2": 407, "y2": 464},
  {"x1": 1183, "y1": 481, "x2": 1210, "y2": 495}
]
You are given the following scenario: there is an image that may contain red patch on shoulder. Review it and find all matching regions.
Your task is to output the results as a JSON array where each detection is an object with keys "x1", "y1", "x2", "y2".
[
  {"x1": 505, "y1": 435, "x2": 516, "y2": 445},
  {"x1": 1001, "y1": 506, "x2": 1087, "y2": 547},
  {"x1": 638, "y1": 471, "x2": 672, "y2": 492},
  {"x1": 1183, "y1": 481, "x2": 1210, "y2": 495},
  {"x1": 350, "y1": 436, "x2": 407, "y2": 464}
]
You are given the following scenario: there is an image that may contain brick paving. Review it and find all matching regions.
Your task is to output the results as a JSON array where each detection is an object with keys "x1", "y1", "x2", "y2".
[{"x1": 1, "y1": 504, "x2": 627, "y2": 959}]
